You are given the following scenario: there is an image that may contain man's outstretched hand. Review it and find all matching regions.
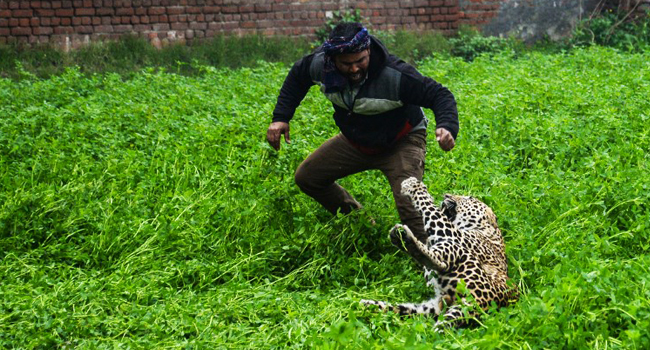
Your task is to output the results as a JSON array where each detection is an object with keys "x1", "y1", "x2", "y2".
[
  {"x1": 435, "y1": 128, "x2": 455, "y2": 151},
  {"x1": 266, "y1": 121, "x2": 290, "y2": 151}
]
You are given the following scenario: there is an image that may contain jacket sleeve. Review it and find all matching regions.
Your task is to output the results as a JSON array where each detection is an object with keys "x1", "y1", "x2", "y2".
[
  {"x1": 398, "y1": 63, "x2": 460, "y2": 140},
  {"x1": 272, "y1": 54, "x2": 317, "y2": 123}
]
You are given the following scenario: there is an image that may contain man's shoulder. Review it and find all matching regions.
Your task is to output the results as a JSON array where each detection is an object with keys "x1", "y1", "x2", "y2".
[{"x1": 383, "y1": 55, "x2": 424, "y2": 81}]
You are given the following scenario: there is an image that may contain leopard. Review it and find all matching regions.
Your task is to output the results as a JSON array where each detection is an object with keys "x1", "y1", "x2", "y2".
[{"x1": 361, "y1": 177, "x2": 518, "y2": 329}]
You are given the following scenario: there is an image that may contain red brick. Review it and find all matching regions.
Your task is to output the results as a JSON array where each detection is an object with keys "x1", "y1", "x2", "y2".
[
  {"x1": 241, "y1": 21, "x2": 256, "y2": 28},
  {"x1": 204, "y1": 6, "x2": 220, "y2": 13},
  {"x1": 222, "y1": 6, "x2": 237, "y2": 13},
  {"x1": 72, "y1": 17, "x2": 82, "y2": 25},
  {"x1": 19, "y1": 18, "x2": 29, "y2": 26},
  {"x1": 148, "y1": 6, "x2": 165, "y2": 15},
  {"x1": 61, "y1": 1, "x2": 72, "y2": 8},
  {"x1": 255, "y1": 4, "x2": 271, "y2": 12},
  {"x1": 76, "y1": 25, "x2": 93, "y2": 34},
  {"x1": 116, "y1": 8, "x2": 134, "y2": 15},
  {"x1": 189, "y1": 21, "x2": 206, "y2": 30},
  {"x1": 35, "y1": 9, "x2": 55, "y2": 16},
  {"x1": 11, "y1": 27, "x2": 31, "y2": 35},
  {"x1": 120, "y1": 16, "x2": 131, "y2": 24},
  {"x1": 76, "y1": 8, "x2": 95, "y2": 16},
  {"x1": 96, "y1": 8, "x2": 114, "y2": 15},
  {"x1": 51, "y1": 1, "x2": 62, "y2": 8},
  {"x1": 55, "y1": 9, "x2": 74, "y2": 16},
  {"x1": 113, "y1": 24, "x2": 133, "y2": 32},
  {"x1": 133, "y1": 24, "x2": 150, "y2": 31},
  {"x1": 167, "y1": 6, "x2": 184, "y2": 15},
  {"x1": 135, "y1": 7, "x2": 147, "y2": 15},
  {"x1": 0, "y1": 28, "x2": 9, "y2": 35},
  {"x1": 30, "y1": 17, "x2": 40, "y2": 26},
  {"x1": 12, "y1": 9, "x2": 33, "y2": 17},
  {"x1": 170, "y1": 22, "x2": 188, "y2": 30},
  {"x1": 152, "y1": 23, "x2": 169, "y2": 31},
  {"x1": 30, "y1": 1, "x2": 42, "y2": 8},
  {"x1": 434, "y1": 21, "x2": 449, "y2": 29},
  {"x1": 8, "y1": 2, "x2": 20, "y2": 9},
  {"x1": 33, "y1": 26, "x2": 54, "y2": 35},
  {"x1": 0, "y1": 10, "x2": 11, "y2": 17}
]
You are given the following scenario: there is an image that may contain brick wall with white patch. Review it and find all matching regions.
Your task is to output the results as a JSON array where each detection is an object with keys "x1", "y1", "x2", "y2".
[{"x1": 0, "y1": 0, "x2": 609, "y2": 49}]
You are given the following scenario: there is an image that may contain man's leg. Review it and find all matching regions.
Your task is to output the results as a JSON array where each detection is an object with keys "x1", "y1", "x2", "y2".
[
  {"x1": 294, "y1": 134, "x2": 370, "y2": 215},
  {"x1": 378, "y1": 130, "x2": 428, "y2": 243}
]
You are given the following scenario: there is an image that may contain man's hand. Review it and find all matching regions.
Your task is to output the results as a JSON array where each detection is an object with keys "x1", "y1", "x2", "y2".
[
  {"x1": 266, "y1": 121, "x2": 290, "y2": 151},
  {"x1": 435, "y1": 128, "x2": 455, "y2": 151}
]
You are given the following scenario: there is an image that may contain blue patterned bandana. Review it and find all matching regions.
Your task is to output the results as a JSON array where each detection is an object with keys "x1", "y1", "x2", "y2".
[{"x1": 322, "y1": 28, "x2": 371, "y2": 92}]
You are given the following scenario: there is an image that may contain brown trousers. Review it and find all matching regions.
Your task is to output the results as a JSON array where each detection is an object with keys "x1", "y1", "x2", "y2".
[{"x1": 294, "y1": 130, "x2": 427, "y2": 241}]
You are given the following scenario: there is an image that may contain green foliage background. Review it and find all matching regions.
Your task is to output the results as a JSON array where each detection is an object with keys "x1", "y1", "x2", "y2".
[{"x1": 1, "y1": 47, "x2": 649, "y2": 348}]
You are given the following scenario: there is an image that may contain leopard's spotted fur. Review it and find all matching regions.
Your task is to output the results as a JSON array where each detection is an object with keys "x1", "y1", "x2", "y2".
[{"x1": 361, "y1": 177, "x2": 518, "y2": 328}]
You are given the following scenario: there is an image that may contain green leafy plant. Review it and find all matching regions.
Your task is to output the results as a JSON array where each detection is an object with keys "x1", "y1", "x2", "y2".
[
  {"x1": 1, "y1": 47, "x2": 649, "y2": 348},
  {"x1": 571, "y1": 8, "x2": 650, "y2": 51},
  {"x1": 314, "y1": 9, "x2": 365, "y2": 43},
  {"x1": 449, "y1": 26, "x2": 516, "y2": 61}
]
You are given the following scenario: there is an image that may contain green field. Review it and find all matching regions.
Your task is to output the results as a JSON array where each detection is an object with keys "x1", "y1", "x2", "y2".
[{"x1": 1, "y1": 46, "x2": 649, "y2": 348}]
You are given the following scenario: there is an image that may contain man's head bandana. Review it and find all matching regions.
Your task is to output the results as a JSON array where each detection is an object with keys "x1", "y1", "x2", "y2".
[{"x1": 322, "y1": 27, "x2": 371, "y2": 93}]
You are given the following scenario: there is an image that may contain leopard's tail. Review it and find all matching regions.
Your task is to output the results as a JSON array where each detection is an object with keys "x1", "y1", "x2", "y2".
[{"x1": 360, "y1": 298, "x2": 442, "y2": 316}]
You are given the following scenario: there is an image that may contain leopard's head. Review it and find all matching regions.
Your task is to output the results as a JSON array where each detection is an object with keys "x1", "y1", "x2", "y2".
[{"x1": 441, "y1": 194, "x2": 498, "y2": 231}]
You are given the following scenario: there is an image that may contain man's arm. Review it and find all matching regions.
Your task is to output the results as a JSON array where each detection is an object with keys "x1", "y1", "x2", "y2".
[
  {"x1": 267, "y1": 55, "x2": 316, "y2": 150},
  {"x1": 396, "y1": 63, "x2": 459, "y2": 151}
]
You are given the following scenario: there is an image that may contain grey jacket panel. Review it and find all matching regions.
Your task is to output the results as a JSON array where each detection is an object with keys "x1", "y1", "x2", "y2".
[{"x1": 310, "y1": 53, "x2": 405, "y2": 115}]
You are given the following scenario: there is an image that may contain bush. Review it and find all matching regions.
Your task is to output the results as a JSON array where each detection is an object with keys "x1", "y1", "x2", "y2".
[
  {"x1": 571, "y1": 9, "x2": 650, "y2": 51},
  {"x1": 448, "y1": 26, "x2": 517, "y2": 61},
  {"x1": 313, "y1": 9, "x2": 365, "y2": 43}
]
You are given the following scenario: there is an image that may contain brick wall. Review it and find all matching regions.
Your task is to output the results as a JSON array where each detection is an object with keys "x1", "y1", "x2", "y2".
[
  {"x1": 458, "y1": 0, "x2": 501, "y2": 28},
  {"x1": 0, "y1": 1, "x2": 490, "y2": 49}
]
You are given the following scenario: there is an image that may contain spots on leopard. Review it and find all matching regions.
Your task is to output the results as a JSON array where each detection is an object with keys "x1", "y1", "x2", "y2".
[{"x1": 360, "y1": 177, "x2": 519, "y2": 328}]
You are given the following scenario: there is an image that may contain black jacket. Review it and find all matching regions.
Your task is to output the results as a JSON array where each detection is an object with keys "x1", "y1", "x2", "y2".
[{"x1": 272, "y1": 36, "x2": 459, "y2": 150}]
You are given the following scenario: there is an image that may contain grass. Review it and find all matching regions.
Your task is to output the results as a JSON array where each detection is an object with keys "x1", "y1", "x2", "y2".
[
  {"x1": 0, "y1": 30, "x2": 508, "y2": 80},
  {"x1": 1, "y1": 46, "x2": 649, "y2": 348},
  {"x1": 0, "y1": 34, "x2": 314, "y2": 80}
]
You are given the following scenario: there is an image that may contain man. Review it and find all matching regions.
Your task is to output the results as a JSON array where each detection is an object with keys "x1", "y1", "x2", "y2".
[{"x1": 266, "y1": 22, "x2": 458, "y2": 246}]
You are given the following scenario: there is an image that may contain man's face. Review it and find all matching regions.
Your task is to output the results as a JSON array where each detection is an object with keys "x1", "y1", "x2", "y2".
[{"x1": 333, "y1": 49, "x2": 370, "y2": 84}]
